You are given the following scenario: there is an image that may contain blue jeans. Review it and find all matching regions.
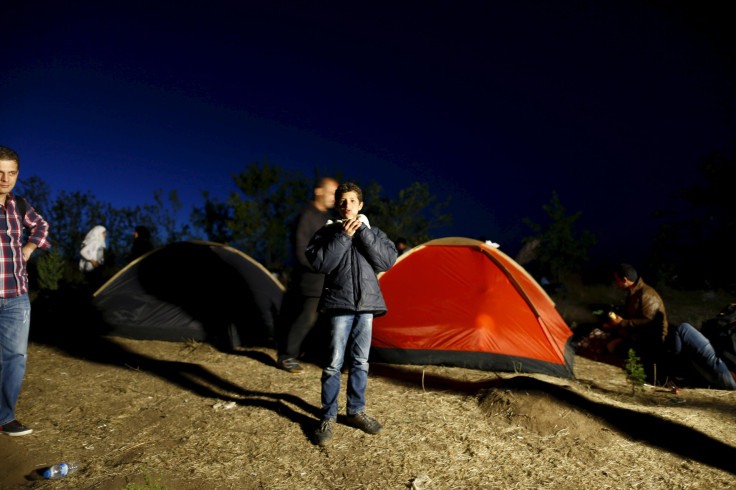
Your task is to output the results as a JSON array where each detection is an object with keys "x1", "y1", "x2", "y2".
[
  {"x1": 671, "y1": 323, "x2": 736, "y2": 390},
  {"x1": 0, "y1": 294, "x2": 31, "y2": 425},
  {"x1": 321, "y1": 313, "x2": 373, "y2": 420}
]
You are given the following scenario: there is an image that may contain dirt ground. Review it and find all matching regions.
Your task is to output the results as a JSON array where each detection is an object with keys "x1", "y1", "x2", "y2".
[{"x1": 2, "y1": 284, "x2": 736, "y2": 489}]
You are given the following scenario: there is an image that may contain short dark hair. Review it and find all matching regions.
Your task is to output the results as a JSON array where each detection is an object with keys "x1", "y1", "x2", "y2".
[
  {"x1": 314, "y1": 177, "x2": 336, "y2": 190},
  {"x1": 615, "y1": 263, "x2": 638, "y2": 283},
  {"x1": 336, "y1": 182, "x2": 363, "y2": 203},
  {"x1": 0, "y1": 146, "x2": 20, "y2": 166}
]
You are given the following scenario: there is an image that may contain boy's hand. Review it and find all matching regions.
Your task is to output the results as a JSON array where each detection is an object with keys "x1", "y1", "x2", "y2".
[{"x1": 342, "y1": 218, "x2": 362, "y2": 237}]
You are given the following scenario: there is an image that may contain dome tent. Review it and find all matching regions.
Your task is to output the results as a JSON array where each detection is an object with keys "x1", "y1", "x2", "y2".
[
  {"x1": 93, "y1": 241, "x2": 284, "y2": 349},
  {"x1": 371, "y1": 237, "x2": 575, "y2": 379}
]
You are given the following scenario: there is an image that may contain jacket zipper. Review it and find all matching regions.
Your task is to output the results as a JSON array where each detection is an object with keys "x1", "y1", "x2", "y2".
[{"x1": 352, "y1": 247, "x2": 362, "y2": 310}]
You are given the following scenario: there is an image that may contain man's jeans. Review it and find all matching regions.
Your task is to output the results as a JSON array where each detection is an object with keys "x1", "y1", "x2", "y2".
[
  {"x1": 671, "y1": 322, "x2": 736, "y2": 390},
  {"x1": 321, "y1": 313, "x2": 373, "y2": 420},
  {"x1": 0, "y1": 294, "x2": 31, "y2": 425}
]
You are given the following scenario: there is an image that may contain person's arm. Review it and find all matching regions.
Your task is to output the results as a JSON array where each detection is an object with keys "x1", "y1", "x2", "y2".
[
  {"x1": 306, "y1": 225, "x2": 351, "y2": 274},
  {"x1": 294, "y1": 210, "x2": 319, "y2": 270},
  {"x1": 354, "y1": 226, "x2": 398, "y2": 273},
  {"x1": 619, "y1": 293, "x2": 663, "y2": 329},
  {"x1": 22, "y1": 205, "x2": 51, "y2": 261}
]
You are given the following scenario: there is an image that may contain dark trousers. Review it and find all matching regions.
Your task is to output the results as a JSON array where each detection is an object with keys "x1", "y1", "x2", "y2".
[{"x1": 278, "y1": 295, "x2": 321, "y2": 362}]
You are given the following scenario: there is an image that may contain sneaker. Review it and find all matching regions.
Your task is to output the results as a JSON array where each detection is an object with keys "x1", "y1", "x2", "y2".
[
  {"x1": 277, "y1": 358, "x2": 304, "y2": 373},
  {"x1": 314, "y1": 418, "x2": 335, "y2": 446},
  {"x1": 0, "y1": 420, "x2": 33, "y2": 437},
  {"x1": 345, "y1": 411, "x2": 383, "y2": 435}
]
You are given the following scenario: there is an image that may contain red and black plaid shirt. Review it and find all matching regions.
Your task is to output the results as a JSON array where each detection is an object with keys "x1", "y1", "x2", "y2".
[{"x1": 0, "y1": 193, "x2": 51, "y2": 298}]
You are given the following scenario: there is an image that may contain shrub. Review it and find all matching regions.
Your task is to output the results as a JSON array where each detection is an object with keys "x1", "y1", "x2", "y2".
[{"x1": 35, "y1": 249, "x2": 64, "y2": 291}]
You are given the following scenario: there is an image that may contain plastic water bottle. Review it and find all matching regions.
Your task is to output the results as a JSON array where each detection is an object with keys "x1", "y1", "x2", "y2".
[{"x1": 42, "y1": 462, "x2": 79, "y2": 479}]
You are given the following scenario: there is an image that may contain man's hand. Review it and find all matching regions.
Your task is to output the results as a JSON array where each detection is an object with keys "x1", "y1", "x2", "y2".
[
  {"x1": 342, "y1": 218, "x2": 362, "y2": 237},
  {"x1": 607, "y1": 312, "x2": 623, "y2": 327},
  {"x1": 22, "y1": 243, "x2": 37, "y2": 262}
]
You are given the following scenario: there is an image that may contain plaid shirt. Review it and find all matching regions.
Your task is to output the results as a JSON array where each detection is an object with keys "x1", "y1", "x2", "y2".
[{"x1": 0, "y1": 193, "x2": 51, "y2": 298}]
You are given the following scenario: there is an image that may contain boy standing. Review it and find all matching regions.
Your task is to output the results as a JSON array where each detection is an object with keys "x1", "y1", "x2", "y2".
[{"x1": 306, "y1": 182, "x2": 397, "y2": 445}]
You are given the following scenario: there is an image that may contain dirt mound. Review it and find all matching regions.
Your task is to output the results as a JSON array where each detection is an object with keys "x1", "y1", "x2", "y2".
[{"x1": 479, "y1": 382, "x2": 607, "y2": 440}]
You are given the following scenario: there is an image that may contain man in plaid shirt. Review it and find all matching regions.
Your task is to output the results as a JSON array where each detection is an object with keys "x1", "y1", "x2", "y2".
[{"x1": 0, "y1": 146, "x2": 50, "y2": 437}]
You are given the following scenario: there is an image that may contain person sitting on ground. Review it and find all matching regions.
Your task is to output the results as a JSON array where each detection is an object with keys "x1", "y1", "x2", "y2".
[
  {"x1": 306, "y1": 182, "x2": 398, "y2": 446},
  {"x1": 575, "y1": 264, "x2": 668, "y2": 374},
  {"x1": 667, "y1": 304, "x2": 736, "y2": 390},
  {"x1": 604, "y1": 263, "x2": 668, "y2": 376}
]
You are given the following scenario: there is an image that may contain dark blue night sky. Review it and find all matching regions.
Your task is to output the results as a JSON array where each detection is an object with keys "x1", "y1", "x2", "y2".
[{"x1": 2, "y1": 1, "x2": 734, "y2": 266}]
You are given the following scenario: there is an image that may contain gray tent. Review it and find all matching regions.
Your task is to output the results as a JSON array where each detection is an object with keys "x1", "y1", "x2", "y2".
[{"x1": 93, "y1": 241, "x2": 284, "y2": 349}]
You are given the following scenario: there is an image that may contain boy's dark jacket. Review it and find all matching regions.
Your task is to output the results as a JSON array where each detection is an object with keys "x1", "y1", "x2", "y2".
[{"x1": 306, "y1": 217, "x2": 397, "y2": 316}]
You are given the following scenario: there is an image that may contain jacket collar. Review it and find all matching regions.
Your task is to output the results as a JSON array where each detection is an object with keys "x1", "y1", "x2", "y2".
[{"x1": 629, "y1": 277, "x2": 645, "y2": 295}]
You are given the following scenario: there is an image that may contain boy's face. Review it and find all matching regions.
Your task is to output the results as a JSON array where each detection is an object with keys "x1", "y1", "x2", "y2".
[{"x1": 337, "y1": 191, "x2": 363, "y2": 220}]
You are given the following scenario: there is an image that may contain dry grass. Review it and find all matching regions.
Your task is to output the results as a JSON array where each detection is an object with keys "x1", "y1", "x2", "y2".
[{"x1": 2, "y1": 286, "x2": 736, "y2": 488}]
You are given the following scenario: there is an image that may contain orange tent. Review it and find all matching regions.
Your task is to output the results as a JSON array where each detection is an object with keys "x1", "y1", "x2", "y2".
[{"x1": 371, "y1": 238, "x2": 575, "y2": 379}]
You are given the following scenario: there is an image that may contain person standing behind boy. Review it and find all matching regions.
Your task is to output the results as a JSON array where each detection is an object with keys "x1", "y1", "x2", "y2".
[
  {"x1": 276, "y1": 177, "x2": 338, "y2": 373},
  {"x1": 0, "y1": 145, "x2": 51, "y2": 436},
  {"x1": 306, "y1": 182, "x2": 397, "y2": 445}
]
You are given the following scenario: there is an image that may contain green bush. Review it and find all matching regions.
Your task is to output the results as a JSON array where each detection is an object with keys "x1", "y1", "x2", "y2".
[
  {"x1": 35, "y1": 249, "x2": 64, "y2": 291},
  {"x1": 624, "y1": 348, "x2": 646, "y2": 394}
]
